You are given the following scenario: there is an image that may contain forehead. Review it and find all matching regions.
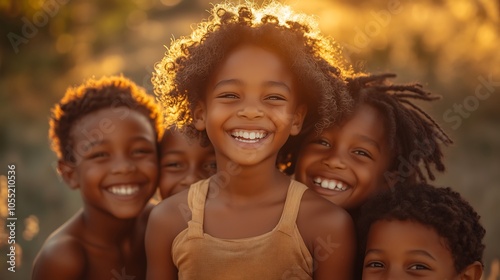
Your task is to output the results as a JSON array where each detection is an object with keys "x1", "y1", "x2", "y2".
[
  {"x1": 71, "y1": 107, "x2": 155, "y2": 141},
  {"x1": 313, "y1": 104, "x2": 389, "y2": 143},
  {"x1": 161, "y1": 130, "x2": 214, "y2": 155},
  {"x1": 367, "y1": 219, "x2": 454, "y2": 262},
  {"x1": 210, "y1": 44, "x2": 294, "y2": 89}
]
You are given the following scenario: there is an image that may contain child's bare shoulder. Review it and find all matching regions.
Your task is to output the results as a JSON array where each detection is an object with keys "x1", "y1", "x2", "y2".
[
  {"x1": 148, "y1": 188, "x2": 191, "y2": 238},
  {"x1": 32, "y1": 221, "x2": 86, "y2": 279},
  {"x1": 299, "y1": 189, "x2": 352, "y2": 228}
]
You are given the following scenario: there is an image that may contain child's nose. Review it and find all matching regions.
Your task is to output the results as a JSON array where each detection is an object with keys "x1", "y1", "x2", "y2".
[
  {"x1": 236, "y1": 105, "x2": 264, "y2": 119},
  {"x1": 111, "y1": 157, "x2": 137, "y2": 174},
  {"x1": 321, "y1": 150, "x2": 347, "y2": 169},
  {"x1": 385, "y1": 268, "x2": 405, "y2": 280}
]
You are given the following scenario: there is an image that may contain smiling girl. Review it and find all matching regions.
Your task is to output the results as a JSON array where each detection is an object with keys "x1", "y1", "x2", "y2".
[{"x1": 146, "y1": 2, "x2": 355, "y2": 279}]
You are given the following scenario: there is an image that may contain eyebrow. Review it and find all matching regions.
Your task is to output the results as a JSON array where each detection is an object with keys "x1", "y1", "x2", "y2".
[
  {"x1": 354, "y1": 134, "x2": 381, "y2": 151},
  {"x1": 213, "y1": 79, "x2": 291, "y2": 93},
  {"x1": 365, "y1": 249, "x2": 437, "y2": 261},
  {"x1": 86, "y1": 136, "x2": 154, "y2": 148},
  {"x1": 161, "y1": 150, "x2": 185, "y2": 156},
  {"x1": 407, "y1": 250, "x2": 437, "y2": 261}
]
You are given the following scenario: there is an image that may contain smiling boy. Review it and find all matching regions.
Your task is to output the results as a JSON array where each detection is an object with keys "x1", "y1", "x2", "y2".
[{"x1": 32, "y1": 76, "x2": 162, "y2": 280}]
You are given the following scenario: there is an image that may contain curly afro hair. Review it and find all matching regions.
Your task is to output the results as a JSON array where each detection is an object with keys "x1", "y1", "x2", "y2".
[
  {"x1": 153, "y1": 1, "x2": 353, "y2": 142},
  {"x1": 49, "y1": 75, "x2": 163, "y2": 162},
  {"x1": 357, "y1": 183, "x2": 485, "y2": 273}
]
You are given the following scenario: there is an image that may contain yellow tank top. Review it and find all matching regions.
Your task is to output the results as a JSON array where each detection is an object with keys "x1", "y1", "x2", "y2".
[{"x1": 172, "y1": 179, "x2": 313, "y2": 280}]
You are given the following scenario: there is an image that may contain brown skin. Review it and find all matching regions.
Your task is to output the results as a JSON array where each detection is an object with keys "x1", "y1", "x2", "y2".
[
  {"x1": 33, "y1": 108, "x2": 158, "y2": 280},
  {"x1": 295, "y1": 104, "x2": 395, "y2": 211},
  {"x1": 145, "y1": 45, "x2": 355, "y2": 280},
  {"x1": 159, "y1": 129, "x2": 216, "y2": 199},
  {"x1": 363, "y1": 220, "x2": 483, "y2": 280}
]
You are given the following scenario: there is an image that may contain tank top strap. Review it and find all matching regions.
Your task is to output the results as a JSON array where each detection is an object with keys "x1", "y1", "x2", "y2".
[
  {"x1": 277, "y1": 180, "x2": 307, "y2": 236},
  {"x1": 186, "y1": 179, "x2": 209, "y2": 239}
]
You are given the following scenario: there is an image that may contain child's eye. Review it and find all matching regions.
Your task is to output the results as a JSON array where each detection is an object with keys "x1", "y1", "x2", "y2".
[
  {"x1": 203, "y1": 161, "x2": 217, "y2": 174},
  {"x1": 353, "y1": 150, "x2": 372, "y2": 159},
  {"x1": 163, "y1": 162, "x2": 182, "y2": 168},
  {"x1": 408, "y1": 264, "x2": 430, "y2": 270},
  {"x1": 88, "y1": 151, "x2": 108, "y2": 159},
  {"x1": 265, "y1": 94, "x2": 286, "y2": 101},
  {"x1": 217, "y1": 92, "x2": 238, "y2": 99},
  {"x1": 311, "y1": 139, "x2": 331, "y2": 147},
  {"x1": 365, "y1": 261, "x2": 384, "y2": 268}
]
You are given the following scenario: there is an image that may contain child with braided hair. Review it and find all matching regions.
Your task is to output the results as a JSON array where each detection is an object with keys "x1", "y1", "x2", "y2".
[
  {"x1": 291, "y1": 73, "x2": 453, "y2": 215},
  {"x1": 146, "y1": 1, "x2": 356, "y2": 279}
]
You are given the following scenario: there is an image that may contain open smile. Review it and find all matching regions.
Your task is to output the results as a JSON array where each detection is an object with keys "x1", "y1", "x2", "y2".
[
  {"x1": 230, "y1": 129, "x2": 268, "y2": 143},
  {"x1": 313, "y1": 177, "x2": 351, "y2": 192},
  {"x1": 106, "y1": 184, "x2": 140, "y2": 196}
]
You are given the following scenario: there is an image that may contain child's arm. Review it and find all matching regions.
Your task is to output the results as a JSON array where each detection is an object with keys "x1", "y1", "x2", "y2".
[
  {"x1": 299, "y1": 191, "x2": 356, "y2": 280},
  {"x1": 145, "y1": 191, "x2": 189, "y2": 280},
  {"x1": 32, "y1": 237, "x2": 86, "y2": 280}
]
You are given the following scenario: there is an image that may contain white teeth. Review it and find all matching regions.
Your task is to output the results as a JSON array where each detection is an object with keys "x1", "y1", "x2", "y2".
[
  {"x1": 231, "y1": 130, "x2": 267, "y2": 141},
  {"x1": 321, "y1": 180, "x2": 329, "y2": 189},
  {"x1": 313, "y1": 177, "x2": 349, "y2": 192},
  {"x1": 108, "y1": 185, "x2": 139, "y2": 196}
]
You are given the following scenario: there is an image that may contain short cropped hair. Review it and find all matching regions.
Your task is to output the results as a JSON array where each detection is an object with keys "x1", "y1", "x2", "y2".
[
  {"x1": 357, "y1": 183, "x2": 486, "y2": 273},
  {"x1": 49, "y1": 75, "x2": 162, "y2": 162}
]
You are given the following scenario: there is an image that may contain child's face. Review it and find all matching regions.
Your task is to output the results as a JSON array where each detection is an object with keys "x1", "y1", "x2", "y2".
[
  {"x1": 159, "y1": 130, "x2": 216, "y2": 199},
  {"x1": 362, "y1": 220, "x2": 458, "y2": 279},
  {"x1": 65, "y1": 107, "x2": 158, "y2": 219},
  {"x1": 194, "y1": 44, "x2": 305, "y2": 167},
  {"x1": 294, "y1": 104, "x2": 393, "y2": 210}
]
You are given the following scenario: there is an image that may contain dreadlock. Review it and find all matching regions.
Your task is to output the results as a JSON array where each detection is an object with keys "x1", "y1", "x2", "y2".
[{"x1": 347, "y1": 73, "x2": 453, "y2": 183}]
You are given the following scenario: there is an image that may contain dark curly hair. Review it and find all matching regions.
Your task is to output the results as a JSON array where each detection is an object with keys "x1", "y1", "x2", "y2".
[
  {"x1": 153, "y1": 1, "x2": 353, "y2": 142},
  {"x1": 357, "y1": 183, "x2": 485, "y2": 273},
  {"x1": 49, "y1": 75, "x2": 163, "y2": 162}
]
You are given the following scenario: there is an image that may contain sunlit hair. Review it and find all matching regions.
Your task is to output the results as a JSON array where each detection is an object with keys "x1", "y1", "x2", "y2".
[
  {"x1": 357, "y1": 183, "x2": 485, "y2": 273},
  {"x1": 153, "y1": 1, "x2": 353, "y2": 141},
  {"x1": 49, "y1": 75, "x2": 163, "y2": 162}
]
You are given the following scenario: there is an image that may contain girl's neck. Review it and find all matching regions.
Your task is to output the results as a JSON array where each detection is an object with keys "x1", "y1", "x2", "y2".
[{"x1": 212, "y1": 156, "x2": 289, "y2": 198}]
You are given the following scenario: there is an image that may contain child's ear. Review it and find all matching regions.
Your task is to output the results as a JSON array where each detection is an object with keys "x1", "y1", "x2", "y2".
[
  {"x1": 193, "y1": 102, "x2": 207, "y2": 131},
  {"x1": 57, "y1": 160, "x2": 79, "y2": 190},
  {"x1": 290, "y1": 105, "x2": 307, "y2": 136},
  {"x1": 459, "y1": 261, "x2": 483, "y2": 280}
]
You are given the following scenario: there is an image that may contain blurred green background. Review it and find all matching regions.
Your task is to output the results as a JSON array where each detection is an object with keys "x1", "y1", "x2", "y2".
[{"x1": 1, "y1": 0, "x2": 499, "y2": 279}]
